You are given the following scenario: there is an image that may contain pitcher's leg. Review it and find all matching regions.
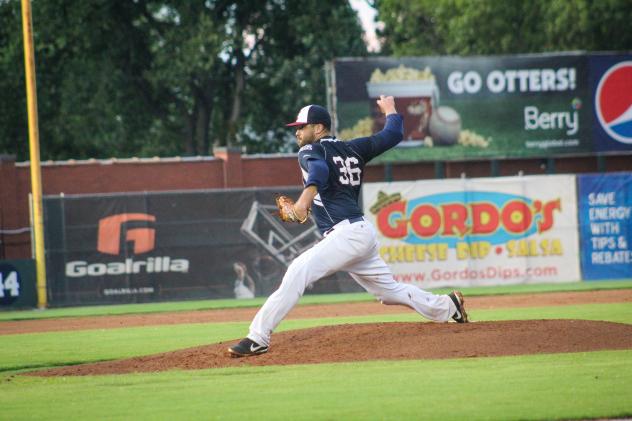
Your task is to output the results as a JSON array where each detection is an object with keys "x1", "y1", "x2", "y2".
[
  {"x1": 346, "y1": 252, "x2": 456, "y2": 322},
  {"x1": 247, "y1": 251, "x2": 313, "y2": 347},
  {"x1": 350, "y1": 272, "x2": 454, "y2": 321},
  {"x1": 248, "y1": 224, "x2": 374, "y2": 347}
]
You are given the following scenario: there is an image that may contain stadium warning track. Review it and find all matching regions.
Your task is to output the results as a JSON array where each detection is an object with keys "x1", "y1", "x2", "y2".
[{"x1": 2, "y1": 289, "x2": 631, "y2": 336}]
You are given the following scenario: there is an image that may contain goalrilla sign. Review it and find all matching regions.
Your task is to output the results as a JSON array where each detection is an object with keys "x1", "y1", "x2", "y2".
[
  {"x1": 65, "y1": 213, "x2": 190, "y2": 278},
  {"x1": 66, "y1": 256, "x2": 189, "y2": 277}
]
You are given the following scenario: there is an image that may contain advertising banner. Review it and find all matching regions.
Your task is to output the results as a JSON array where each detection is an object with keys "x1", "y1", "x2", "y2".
[
  {"x1": 330, "y1": 52, "x2": 632, "y2": 162},
  {"x1": 578, "y1": 173, "x2": 632, "y2": 280},
  {"x1": 44, "y1": 189, "x2": 358, "y2": 306},
  {"x1": 0, "y1": 259, "x2": 36, "y2": 309},
  {"x1": 362, "y1": 175, "x2": 580, "y2": 287},
  {"x1": 589, "y1": 55, "x2": 632, "y2": 152}
]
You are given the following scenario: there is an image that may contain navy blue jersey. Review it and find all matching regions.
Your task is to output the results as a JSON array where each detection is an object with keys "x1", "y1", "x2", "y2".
[{"x1": 298, "y1": 114, "x2": 403, "y2": 233}]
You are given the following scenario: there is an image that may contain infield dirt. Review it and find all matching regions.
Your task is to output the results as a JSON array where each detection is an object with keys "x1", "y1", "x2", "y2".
[
  {"x1": 8, "y1": 289, "x2": 632, "y2": 377},
  {"x1": 27, "y1": 319, "x2": 632, "y2": 376}
]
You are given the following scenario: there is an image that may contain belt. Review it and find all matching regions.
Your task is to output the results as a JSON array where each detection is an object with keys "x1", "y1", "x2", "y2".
[{"x1": 323, "y1": 216, "x2": 365, "y2": 237}]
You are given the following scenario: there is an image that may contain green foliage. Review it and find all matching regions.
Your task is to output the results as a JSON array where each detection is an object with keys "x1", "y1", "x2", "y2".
[
  {"x1": 0, "y1": 1, "x2": 28, "y2": 160},
  {"x1": 241, "y1": 0, "x2": 367, "y2": 153},
  {"x1": 0, "y1": 0, "x2": 366, "y2": 160},
  {"x1": 376, "y1": 0, "x2": 632, "y2": 56}
]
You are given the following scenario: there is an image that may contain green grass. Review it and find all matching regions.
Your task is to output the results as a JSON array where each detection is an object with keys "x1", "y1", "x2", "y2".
[
  {"x1": 1, "y1": 303, "x2": 630, "y2": 374},
  {"x1": 0, "y1": 284, "x2": 631, "y2": 420},
  {"x1": 1, "y1": 351, "x2": 630, "y2": 421},
  {"x1": 0, "y1": 291, "x2": 375, "y2": 321},
  {"x1": 2, "y1": 279, "x2": 631, "y2": 321}
]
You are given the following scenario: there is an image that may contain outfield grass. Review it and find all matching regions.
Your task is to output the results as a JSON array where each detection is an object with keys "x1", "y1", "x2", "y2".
[
  {"x1": 2, "y1": 351, "x2": 630, "y2": 421},
  {"x1": 1, "y1": 279, "x2": 631, "y2": 321},
  {"x1": 1, "y1": 303, "x2": 631, "y2": 374},
  {"x1": 0, "y1": 282, "x2": 631, "y2": 420}
]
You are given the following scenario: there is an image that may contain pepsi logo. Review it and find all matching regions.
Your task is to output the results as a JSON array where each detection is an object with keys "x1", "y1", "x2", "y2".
[{"x1": 595, "y1": 61, "x2": 632, "y2": 144}]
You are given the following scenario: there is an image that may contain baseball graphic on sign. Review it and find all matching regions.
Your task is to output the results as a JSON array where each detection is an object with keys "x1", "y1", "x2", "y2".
[{"x1": 429, "y1": 106, "x2": 461, "y2": 146}]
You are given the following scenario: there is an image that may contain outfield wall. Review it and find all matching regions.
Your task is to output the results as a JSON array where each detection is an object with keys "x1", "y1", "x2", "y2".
[
  {"x1": 23, "y1": 171, "x2": 630, "y2": 307},
  {"x1": 1, "y1": 153, "x2": 629, "y2": 261}
]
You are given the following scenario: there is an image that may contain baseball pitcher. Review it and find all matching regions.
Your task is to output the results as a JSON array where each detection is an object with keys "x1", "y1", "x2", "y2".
[{"x1": 228, "y1": 95, "x2": 468, "y2": 357}]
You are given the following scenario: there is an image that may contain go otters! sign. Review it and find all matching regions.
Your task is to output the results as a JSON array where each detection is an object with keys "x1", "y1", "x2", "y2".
[{"x1": 363, "y1": 175, "x2": 580, "y2": 287}]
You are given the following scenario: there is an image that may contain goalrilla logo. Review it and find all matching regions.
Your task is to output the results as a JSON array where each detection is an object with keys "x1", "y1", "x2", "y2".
[
  {"x1": 66, "y1": 213, "x2": 190, "y2": 278},
  {"x1": 97, "y1": 213, "x2": 156, "y2": 255}
]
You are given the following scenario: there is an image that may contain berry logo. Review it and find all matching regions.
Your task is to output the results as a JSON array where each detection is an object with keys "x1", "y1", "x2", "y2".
[{"x1": 595, "y1": 61, "x2": 632, "y2": 144}]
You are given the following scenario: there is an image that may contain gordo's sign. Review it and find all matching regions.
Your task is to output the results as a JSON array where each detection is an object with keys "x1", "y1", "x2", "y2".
[{"x1": 363, "y1": 175, "x2": 580, "y2": 287}]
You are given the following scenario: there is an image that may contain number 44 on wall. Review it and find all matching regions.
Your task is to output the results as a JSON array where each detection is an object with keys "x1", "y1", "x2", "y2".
[{"x1": 0, "y1": 271, "x2": 19, "y2": 297}]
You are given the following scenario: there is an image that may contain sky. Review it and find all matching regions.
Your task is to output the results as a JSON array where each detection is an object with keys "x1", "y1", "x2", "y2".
[{"x1": 349, "y1": 0, "x2": 381, "y2": 52}]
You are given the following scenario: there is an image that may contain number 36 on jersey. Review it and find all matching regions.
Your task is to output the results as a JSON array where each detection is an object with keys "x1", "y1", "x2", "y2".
[{"x1": 332, "y1": 156, "x2": 361, "y2": 186}]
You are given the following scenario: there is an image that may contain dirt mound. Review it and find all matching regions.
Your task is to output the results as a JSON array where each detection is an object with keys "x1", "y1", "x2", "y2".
[{"x1": 28, "y1": 319, "x2": 632, "y2": 377}]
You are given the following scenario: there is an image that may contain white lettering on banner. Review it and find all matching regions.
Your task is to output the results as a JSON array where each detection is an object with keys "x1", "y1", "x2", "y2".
[
  {"x1": 392, "y1": 265, "x2": 560, "y2": 283},
  {"x1": 448, "y1": 68, "x2": 576, "y2": 94},
  {"x1": 524, "y1": 139, "x2": 580, "y2": 149},
  {"x1": 588, "y1": 206, "x2": 632, "y2": 220},
  {"x1": 0, "y1": 271, "x2": 19, "y2": 298},
  {"x1": 447, "y1": 71, "x2": 482, "y2": 94},
  {"x1": 66, "y1": 256, "x2": 190, "y2": 278},
  {"x1": 590, "y1": 222, "x2": 620, "y2": 235},
  {"x1": 589, "y1": 207, "x2": 631, "y2": 220},
  {"x1": 588, "y1": 192, "x2": 616, "y2": 206},
  {"x1": 591, "y1": 250, "x2": 632, "y2": 264},
  {"x1": 524, "y1": 106, "x2": 579, "y2": 135},
  {"x1": 591, "y1": 237, "x2": 617, "y2": 250},
  {"x1": 585, "y1": 185, "x2": 630, "y2": 269},
  {"x1": 103, "y1": 287, "x2": 155, "y2": 296}
]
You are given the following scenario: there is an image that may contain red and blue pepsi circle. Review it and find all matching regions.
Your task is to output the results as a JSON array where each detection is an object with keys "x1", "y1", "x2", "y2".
[{"x1": 594, "y1": 61, "x2": 632, "y2": 144}]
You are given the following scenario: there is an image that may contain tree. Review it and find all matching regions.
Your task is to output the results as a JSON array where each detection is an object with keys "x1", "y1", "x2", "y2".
[
  {"x1": 0, "y1": 1, "x2": 163, "y2": 160},
  {"x1": 375, "y1": 0, "x2": 632, "y2": 55},
  {"x1": 0, "y1": 0, "x2": 366, "y2": 160},
  {"x1": 241, "y1": 0, "x2": 368, "y2": 153},
  {"x1": 0, "y1": 0, "x2": 31, "y2": 161}
]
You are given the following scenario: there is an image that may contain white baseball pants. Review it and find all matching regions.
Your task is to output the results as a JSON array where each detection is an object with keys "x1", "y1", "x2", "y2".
[{"x1": 247, "y1": 217, "x2": 457, "y2": 347}]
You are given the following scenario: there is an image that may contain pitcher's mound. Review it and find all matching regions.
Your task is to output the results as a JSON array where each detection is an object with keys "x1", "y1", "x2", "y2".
[{"x1": 29, "y1": 320, "x2": 632, "y2": 377}]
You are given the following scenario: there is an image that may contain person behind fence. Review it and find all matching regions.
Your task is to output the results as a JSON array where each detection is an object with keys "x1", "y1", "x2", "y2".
[{"x1": 232, "y1": 262, "x2": 255, "y2": 299}]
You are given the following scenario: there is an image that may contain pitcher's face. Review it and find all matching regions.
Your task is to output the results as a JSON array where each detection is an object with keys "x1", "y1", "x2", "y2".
[{"x1": 295, "y1": 124, "x2": 316, "y2": 147}]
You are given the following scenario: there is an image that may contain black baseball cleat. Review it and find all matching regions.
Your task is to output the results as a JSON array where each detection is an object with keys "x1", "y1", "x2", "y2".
[
  {"x1": 448, "y1": 290, "x2": 469, "y2": 323},
  {"x1": 228, "y1": 338, "x2": 268, "y2": 358}
]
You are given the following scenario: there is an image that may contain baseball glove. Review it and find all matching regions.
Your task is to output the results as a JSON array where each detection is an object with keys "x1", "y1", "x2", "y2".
[{"x1": 275, "y1": 195, "x2": 310, "y2": 224}]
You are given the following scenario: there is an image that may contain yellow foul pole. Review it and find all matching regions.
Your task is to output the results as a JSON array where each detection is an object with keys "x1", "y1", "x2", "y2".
[{"x1": 21, "y1": 0, "x2": 47, "y2": 308}]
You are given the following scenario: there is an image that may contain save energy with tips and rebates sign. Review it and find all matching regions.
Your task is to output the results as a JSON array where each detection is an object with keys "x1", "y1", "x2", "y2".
[{"x1": 362, "y1": 175, "x2": 581, "y2": 287}]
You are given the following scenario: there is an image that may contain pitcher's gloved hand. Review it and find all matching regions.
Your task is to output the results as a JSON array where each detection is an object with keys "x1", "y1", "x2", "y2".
[{"x1": 276, "y1": 195, "x2": 310, "y2": 223}]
